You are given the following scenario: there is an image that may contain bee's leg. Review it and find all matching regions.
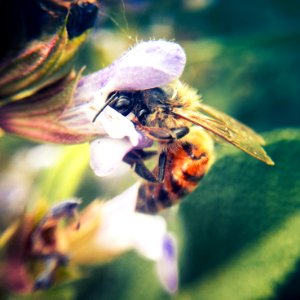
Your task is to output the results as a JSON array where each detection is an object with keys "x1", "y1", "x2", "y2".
[
  {"x1": 132, "y1": 149, "x2": 158, "y2": 160},
  {"x1": 171, "y1": 126, "x2": 190, "y2": 139},
  {"x1": 151, "y1": 127, "x2": 189, "y2": 181},
  {"x1": 134, "y1": 163, "x2": 159, "y2": 183},
  {"x1": 123, "y1": 150, "x2": 160, "y2": 182},
  {"x1": 123, "y1": 150, "x2": 168, "y2": 182},
  {"x1": 135, "y1": 125, "x2": 173, "y2": 141},
  {"x1": 157, "y1": 151, "x2": 167, "y2": 182}
]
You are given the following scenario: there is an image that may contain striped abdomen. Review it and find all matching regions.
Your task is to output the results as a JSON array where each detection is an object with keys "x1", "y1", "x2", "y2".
[{"x1": 135, "y1": 127, "x2": 214, "y2": 214}]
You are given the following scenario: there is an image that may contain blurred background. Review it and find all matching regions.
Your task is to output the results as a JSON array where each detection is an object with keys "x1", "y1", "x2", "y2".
[{"x1": 1, "y1": 0, "x2": 300, "y2": 299}]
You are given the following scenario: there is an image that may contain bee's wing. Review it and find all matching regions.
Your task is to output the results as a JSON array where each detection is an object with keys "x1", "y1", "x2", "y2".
[{"x1": 174, "y1": 103, "x2": 274, "y2": 165}]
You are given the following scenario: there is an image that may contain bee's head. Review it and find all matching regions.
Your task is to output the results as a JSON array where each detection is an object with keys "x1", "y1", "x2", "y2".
[
  {"x1": 132, "y1": 88, "x2": 170, "y2": 126},
  {"x1": 93, "y1": 87, "x2": 170, "y2": 126}
]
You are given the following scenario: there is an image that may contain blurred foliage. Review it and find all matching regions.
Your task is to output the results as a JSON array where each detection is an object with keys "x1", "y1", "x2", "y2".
[
  {"x1": 0, "y1": 0, "x2": 98, "y2": 103},
  {"x1": 84, "y1": 0, "x2": 300, "y2": 132},
  {"x1": 179, "y1": 129, "x2": 300, "y2": 299},
  {"x1": 1, "y1": 0, "x2": 300, "y2": 299},
  {"x1": 39, "y1": 144, "x2": 90, "y2": 203}
]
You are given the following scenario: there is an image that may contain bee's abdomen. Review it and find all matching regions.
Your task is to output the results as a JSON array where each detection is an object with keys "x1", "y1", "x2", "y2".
[{"x1": 136, "y1": 128, "x2": 214, "y2": 214}]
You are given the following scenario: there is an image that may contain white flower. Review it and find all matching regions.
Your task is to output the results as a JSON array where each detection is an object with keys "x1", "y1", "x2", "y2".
[{"x1": 66, "y1": 183, "x2": 179, "y2": 294}]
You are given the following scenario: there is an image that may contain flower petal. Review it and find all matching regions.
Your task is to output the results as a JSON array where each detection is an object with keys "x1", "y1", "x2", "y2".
[
  {"x1": 89, "y1": 138, "x2": 133, "y2": 176},
  {"x1": 102, "y1": 184, "x2": 172, "y2": 267},
  {"x1": 94, "y1": 183, "x2": 167, "y2": 256},
  {"x1": 75, "y1": 40, "x2": 186, "y2": 106},
  {"x1": 93, "y1": 106, "x2": 140, "y2": 146},
  {"x1": 73, "y1": 66, "x2": 114, "y2": 105},
  {"x1": 103, "y1": 182, "x2": 140, "y2": 214},
  {"x1": 156, "y1": 233, "x2": 178, "y2": 294},
  {"x1": 109, "y1": 40, "x2": 186, "y2": 91},
  {"x1": 130, "y1": 214, "x2": 167, "y2": 261},
  {"x1": 98, "y1": 200, "x2": 168, "y2": 261},
  {"x1": 89, "y1": 105, "x2": 153, "y2": 176}
]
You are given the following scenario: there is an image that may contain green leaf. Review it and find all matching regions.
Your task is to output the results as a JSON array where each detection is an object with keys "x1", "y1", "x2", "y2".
[
  {"x1": 0, "y1": 26, "x2": 69, "y2": 102},
  {"x1": 178, "y1": 129, "x2": 300, "y2": 300}
]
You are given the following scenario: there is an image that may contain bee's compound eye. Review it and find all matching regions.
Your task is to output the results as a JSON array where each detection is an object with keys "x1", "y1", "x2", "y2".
[{"x1": 110, "y1": 93, "x2": 134, "y2": 116}]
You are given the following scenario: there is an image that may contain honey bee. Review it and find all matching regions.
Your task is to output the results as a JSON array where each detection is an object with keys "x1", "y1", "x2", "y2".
[{"x1": 94, "y1": 81, "x2": 274, "y2": 214}]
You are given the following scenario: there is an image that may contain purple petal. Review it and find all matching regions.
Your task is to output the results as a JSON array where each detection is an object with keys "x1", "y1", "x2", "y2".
[
  {"x1": 74, "y1": 65, "x2": 114, "y2": 105},
  {"x1": 156, "y1": 233, "x2": 178, "y2": 294},
  {"x1": 134, "y1": 130, "x2": 153, "y2": 149},
  {"x1": 75, "y1": 41, "x2": 186, "y2": 105},
  {"x1": 162, "y1": 235, "x2": 176, "y2": 259},
  {"x1": 110, "y1": 40, "x2": 186, "y2": 90}
]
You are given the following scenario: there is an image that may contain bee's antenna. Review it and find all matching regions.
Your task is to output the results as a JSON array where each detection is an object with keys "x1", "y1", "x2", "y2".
[{"x1": 92, "y1": 92, "x2": 118, "y2": 123}]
